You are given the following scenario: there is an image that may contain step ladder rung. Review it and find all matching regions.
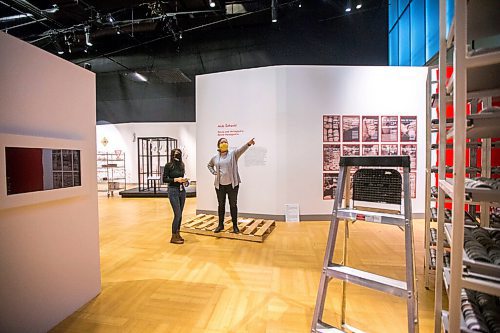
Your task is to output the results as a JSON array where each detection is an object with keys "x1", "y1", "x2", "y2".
[
  {"x1": 336, "y1": 208, "x2": 406, "y2": 226},
  {"x1": 326, "y1": 264, "x2": 408, "y2": 298},
  {"x1": 313, "y1": 320, "x2": 345, "y2": 333}
]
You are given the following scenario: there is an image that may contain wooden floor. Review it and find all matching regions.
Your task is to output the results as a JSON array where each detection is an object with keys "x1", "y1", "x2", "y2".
[{"x1": 50, "y1": 194, "x2": 438, "y2": 333}]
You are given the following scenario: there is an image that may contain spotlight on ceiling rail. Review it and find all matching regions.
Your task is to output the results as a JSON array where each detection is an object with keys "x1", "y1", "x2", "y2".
[
  {"x1": 345, "y1": 0, "x2": 352, "y2": 12},
  {"x1": 271, "y1": 0, "x2": 278, "y2": 22},
  {"x1": 84, "y1": 26, "x2": 92, "y2": 46}
]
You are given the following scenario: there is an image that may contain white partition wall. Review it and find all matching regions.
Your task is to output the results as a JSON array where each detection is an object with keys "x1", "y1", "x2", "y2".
[
  {"x1": 196, "y1": 65, "x2": 428, "y2": 219},
  {"x1": 0, "y1": 32, "x2": 100, "y2": 332}
]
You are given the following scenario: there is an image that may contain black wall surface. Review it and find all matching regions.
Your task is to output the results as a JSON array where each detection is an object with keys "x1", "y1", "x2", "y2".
[{"x1": 92, "y1": 3, "x2": 388, "y2": 124}]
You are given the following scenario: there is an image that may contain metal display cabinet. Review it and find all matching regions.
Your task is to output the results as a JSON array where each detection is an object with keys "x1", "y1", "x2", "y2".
[
  {"x1": 137, "y1": 137, "x2": 177, "y2": 192},
  {"x1": 433, "y1": 1, "x2": 500, "y2": 332}
]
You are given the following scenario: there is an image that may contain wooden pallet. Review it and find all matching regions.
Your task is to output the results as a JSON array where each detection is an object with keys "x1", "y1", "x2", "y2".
[{"x1": 180, "y1": 214, "x2": 276, "y2": 242}]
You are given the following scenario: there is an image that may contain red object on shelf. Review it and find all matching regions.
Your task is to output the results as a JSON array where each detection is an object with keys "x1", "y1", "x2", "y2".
[{"x1": 433, "y1": 67, "x2": 499, "y2": 210}]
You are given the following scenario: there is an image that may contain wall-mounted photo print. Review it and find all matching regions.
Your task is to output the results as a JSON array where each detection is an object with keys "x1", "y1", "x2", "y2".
[
  {"x1": 342, "y1": 116, "x2": 360, "y2": 142},
  {"x1": 342, "y1": 144, "x2": 360, "y2": 156},
  {"x1": 400, "y1": 144, "x2": 417, "y2": 171},
  {"x1": 362, "y1": 144, "x2": 379, "y2": 156},
  {"x1": 323, "y1": 115, "x2": 341, "y2": 142},
  {"x1": 323, "y1": 144, "x2": 341, "y2": 171},
  {"x1": 323, "y1": 173, "x2": 339, "y2": 200},
  {"x1": 410, "y1": 172, "x2": 417, "y2": 198},
  {"x1": 361, "y1": 116, "x2": 379, "y2": 142},
  {"x1": 342, "y1": 145, "x2": 360, "y2": 173},
  {"x1": 400, "y1": 116, "x2": 417, "y2": 142},
  {"x1": 381, "y1": 116, "x2": 399, "y2": 142},
  {"x1": 381, "y1": 144, "x2": 399, "y2": 156}
]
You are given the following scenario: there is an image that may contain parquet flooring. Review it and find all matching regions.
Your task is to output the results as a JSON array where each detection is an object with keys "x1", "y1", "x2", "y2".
[{"x1": 50, "y1": 194, "x2": 437, "y2": 332}]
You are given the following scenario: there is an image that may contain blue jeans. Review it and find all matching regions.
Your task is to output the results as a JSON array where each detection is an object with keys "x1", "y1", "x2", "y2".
[{"x1": 168, "y1": 186, "x2": 186, "y2": 234}]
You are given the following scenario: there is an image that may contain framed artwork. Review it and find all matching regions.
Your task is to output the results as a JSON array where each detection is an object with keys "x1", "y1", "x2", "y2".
[
  {"x1": 410, "y1": 172, "x2": 417, "y2": 198},
  {"x1": 342, "y1": 144, "x2": 360, "y2": 156},
  {"x1": 400, "y1": 144, "x2": 417, "y2": 171},
  {"x1": 381, "y1": 144, "x2": 399, "y2": 156},
  {"x1": 52, "y1": 150, "x2": 62, "y2": 171},
  {"x1": 381, "y1": 116, "x2": 399, "y2": 142},
  {"x1": 400, "y1": 116, "x2": 417, "y2": 142},
  {"x1": 361, "y1": 116, "x2": 379, "y2": 142},
  {"x1": 323, "y1": 115, "x2": 341, "y2": 142},
  {"x1": 342, "y1": 116, "x2": 360, "y2": 142},
  {"x1": 62, "y1": 149, "x2": 73, "y2": 171},
  {"x1": 362, "y1": 144, "x2": 379, "y2": 156},
  {"x1": 323, "y1": 144, "x2": 341, "y2": 171},
  {"x1": 323, "y1": 173, "x2": 339, "y2": 200}
]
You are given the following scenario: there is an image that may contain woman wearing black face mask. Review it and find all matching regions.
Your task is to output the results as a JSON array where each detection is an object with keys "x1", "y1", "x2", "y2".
[{"x1": 163, "y1": 148, "x2": 188, "y2": 244}]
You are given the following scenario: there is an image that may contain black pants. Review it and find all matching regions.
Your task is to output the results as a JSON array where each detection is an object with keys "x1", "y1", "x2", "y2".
[{"x1": 215, "y1": 184, "x2": 239, "y2": 225}]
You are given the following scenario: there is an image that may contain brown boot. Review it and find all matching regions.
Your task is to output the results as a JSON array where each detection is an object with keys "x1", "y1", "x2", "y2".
[
  {"x1": 170, "y1": 233, "x2": 183, "y2": 244},
  {"x1": 177, "y1": 233, "x2": 184, "y2": 242}
]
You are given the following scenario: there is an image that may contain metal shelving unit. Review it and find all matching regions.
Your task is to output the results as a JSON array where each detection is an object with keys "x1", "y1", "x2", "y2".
[
  {"x1": 97, "y1": 152, "x2": 127, "y2": 197},
  {"x1": 433, "y1": 1, "x2": 500, "y2": 332}
]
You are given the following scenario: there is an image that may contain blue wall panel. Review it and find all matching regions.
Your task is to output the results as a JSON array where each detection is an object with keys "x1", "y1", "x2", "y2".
[
  {"x1": 388, "y1": 0, "x2": 447, "y2": 66},
  {"x1": 389, "y1": 0, "x2": 399, "y2": 29},
  {"x1": 398, "y1": 10, "x2": 411, "y2": 66},
  {"x1": 389, "y1": 26, "x2": 399, "y2": 66},
  {"x1": 425, "y1": 0, "x2": 439, "y2": 62},
  {"x1": 410, "y1": 0, "x2": 425, "y2": 65}
]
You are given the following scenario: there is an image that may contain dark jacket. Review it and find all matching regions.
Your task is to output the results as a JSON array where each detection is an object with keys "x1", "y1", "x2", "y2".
[{"x1": 163, "y1": 161, "x2": 185, "y2": 188}]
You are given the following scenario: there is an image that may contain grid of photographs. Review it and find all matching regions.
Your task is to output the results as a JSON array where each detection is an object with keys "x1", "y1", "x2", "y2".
[
  {"x1": 52, "y1": 149, "x2": 81, "y2": 189},
  {"x1": 322, "y1": 115, "x2": 418, "y2": 199}
]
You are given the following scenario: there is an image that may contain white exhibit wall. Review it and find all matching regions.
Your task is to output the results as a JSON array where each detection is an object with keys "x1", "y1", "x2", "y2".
[
  {"x1": 196, "y1": 65, "x2": 428, "y2": 219},
  {"x1": 0, "y1": 32, "x2": 100, "y2": 333},
  {"x1": 196, "y1": 67, "x2": 281, "y2": 216},
  {"x1": 96, "y1": 122, "x2": 196, "y2": 183}
]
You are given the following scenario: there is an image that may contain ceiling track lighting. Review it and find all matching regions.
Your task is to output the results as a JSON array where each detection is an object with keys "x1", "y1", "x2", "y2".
[
  {"x1": 84, "y1": 26, "x2": 93, "y2": 47},
  {"x1": 107, "y1": 13, "x2": 115, "y2": 23},
  {"x1": 345, "y1": 0, "x2": 352, "y2": 12},
  {"x1": 271, "y1": 0, "x2": 277, "y2": 23},
  {"x1": 134, "y1": 72, "x2": 148, "y2": 82},
  {"x1": 53, "y1": 37, "x2": 64, "y2": 55},
  {"x1": 209, "y1": 0, "x2": 216, "y2": 8},
  {"x1": 356, "y1": 2, "x2": 362, "y2": 9}
]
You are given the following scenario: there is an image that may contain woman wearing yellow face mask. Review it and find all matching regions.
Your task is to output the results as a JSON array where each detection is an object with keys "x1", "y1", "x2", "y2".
[{"x1": 207, "y1": 137, "x2": 255, "y2": 233}]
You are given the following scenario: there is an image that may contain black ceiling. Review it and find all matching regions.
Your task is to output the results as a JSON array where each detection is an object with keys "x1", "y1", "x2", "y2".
[{"x1": 1, "y1": 0, "x2": 386, "y2": 65}]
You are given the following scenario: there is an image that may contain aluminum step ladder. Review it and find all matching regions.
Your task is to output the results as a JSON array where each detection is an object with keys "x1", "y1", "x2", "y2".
[{"x1": 311, "y1": 156, "x2": 419, "y2": 333}]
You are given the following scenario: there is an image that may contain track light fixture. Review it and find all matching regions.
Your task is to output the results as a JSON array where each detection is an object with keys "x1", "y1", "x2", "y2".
[
  {"x1": 84, "y1": 26, "x2": 92, "y2": 46},
  {"x1": 208, "y1": 0, "x2": 216, "y2": 8},
  {"x1": 271, "y1": 0, "x2": 277, "y2": 23},
  {"x1": 133, "y1": 72, "x2": 148, "y2": 82},
  {"x1": 53, "y1": 37, "x2": 64, "y2": 55},
  {"x1": 345, "y1": 0, "x2": 352, "y2": 12},
  {"x1": 356, "y1": 2, "x2": 362, "y2": 9}
]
